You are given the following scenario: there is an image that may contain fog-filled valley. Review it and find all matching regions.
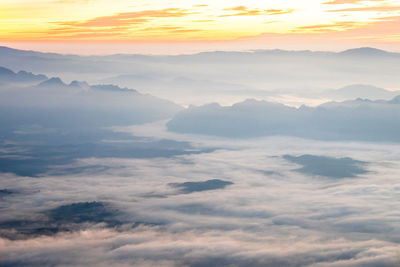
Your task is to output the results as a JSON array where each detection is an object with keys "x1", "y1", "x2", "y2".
[{"x1": 1, "y1": 46, "x2": 400, "y2": 267}]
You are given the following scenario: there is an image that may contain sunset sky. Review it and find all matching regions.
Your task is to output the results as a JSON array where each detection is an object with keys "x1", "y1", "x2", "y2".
[{"x1": 1, "y1": 0, "x2": 400, "y2": 54}]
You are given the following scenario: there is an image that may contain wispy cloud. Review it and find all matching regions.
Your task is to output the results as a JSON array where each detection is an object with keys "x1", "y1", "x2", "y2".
[
  {"x1": 55, "y1": 8, "x2": 194, "y2": 28},
  {"x1": 328, "y1": 5, "x2": 400, "y2": 12},
  {"x1": 138, "y1": 26, "x2": 202, "y2": 34},
  {"x1": 295, "y1": 21, "x2": 361, "y2": 32},
  {"x1": 323, "y1": 0, "x2": 384, "y2": 4},
  {"x1": 220, "y1": 6, "x2": 294, "y2": 17},
  {"x1": 46, "y1": 8, "x2": 199, "y2": 40}
]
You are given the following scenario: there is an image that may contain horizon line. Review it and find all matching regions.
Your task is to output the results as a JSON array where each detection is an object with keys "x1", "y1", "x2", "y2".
[{"x1": 0, "y1": 43, "x2": 398, "y2": 57}]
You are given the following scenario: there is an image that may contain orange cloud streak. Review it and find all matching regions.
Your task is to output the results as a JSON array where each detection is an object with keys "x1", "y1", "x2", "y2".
[
  {"x1": 323, "y1": 0, "x2": 384, "y2": 4},
  {"x1": 328, "y1": 5, "x2": 400, "y2": 12},
  {"x1": 241, "y1": 15, "x2": 400, "y2": 44},
  {"x1": 55, "y1": 8, "x2": 195, "y2": 28},
  {"x1": 295, "y1": 21, "x2": 360, "y2": 32},
  {"x1": 220, "y1": 6, "x2": 294, "y2": 17}
]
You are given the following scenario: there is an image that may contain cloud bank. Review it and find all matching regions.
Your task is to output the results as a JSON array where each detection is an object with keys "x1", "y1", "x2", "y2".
[{"x1": 1, "y1": 137, "x2": 400, "y2": 266}]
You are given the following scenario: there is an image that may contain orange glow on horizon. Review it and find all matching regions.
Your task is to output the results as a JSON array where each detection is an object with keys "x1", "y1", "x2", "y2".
[{"x1": 1, "y1": 0, "x2": 399, "y2": 53}]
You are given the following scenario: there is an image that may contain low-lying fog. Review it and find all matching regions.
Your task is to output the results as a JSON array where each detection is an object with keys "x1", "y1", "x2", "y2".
[{"x1": 1, "y1": 46, "x2": 400, "y2": 266}]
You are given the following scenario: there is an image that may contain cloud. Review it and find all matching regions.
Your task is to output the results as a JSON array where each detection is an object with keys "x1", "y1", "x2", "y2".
[
  {"x1": 138, "y1": 26, "x2": 202, "y2": 34},
  {"x1": 237, "y1": 15, "x2": 400, "y2": 50},
  {"x1": 1, "y1": 227, "x2": 399, "y2": 266},
  {"x1": 45, "y1": 9, "x2": 201, "y2": 40},
  {"x1": 0, "y1": 201, "x2": 123, "y2": 239},
  {"x1": 1, "y1": 92, "x2": 400, "y2": 265},
  {"x1": 328, "y1": 5, "x2": 400, "y2": 12},
  {"x1": 48, "y1": 8, "x2": 196, "y2": 38},
  {"x1": 323, "y1": 0, "x2": 384, "y2": 4},
  {"x1": 1, "y1": 137, "x2": 400, "y2": 265},
  {"x1": 349, "y1": 15, "x2": 400, "y2": 35},
  {"x1": 0, "y1": 132, "x2": 210, "y2": 177},
  {"x1": 60, "y1": 8, "x2": 194, "y2": 27},
  {"x1": 295, "y1": 21, "x2": 360, "y2": 32},
  {"x1": 220, "y1": 6, "x2": 294, "y2": 17},
  {"x1": 53, "y1": 0, "x2": 94, "y2": 3}
]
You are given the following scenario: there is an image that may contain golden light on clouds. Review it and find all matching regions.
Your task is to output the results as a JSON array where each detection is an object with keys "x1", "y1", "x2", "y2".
[{"x1": 0, "y1": 0, "x2": 399, "y2": 51}]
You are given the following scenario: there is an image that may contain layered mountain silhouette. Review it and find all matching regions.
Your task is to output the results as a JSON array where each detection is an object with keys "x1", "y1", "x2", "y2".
[
  {"x1": 36, "y1": 76, "x2": 137, "y2": 93},
  {"x1": 0, "y1": 71, "x2": 182, "y2": 133},
  {"x1": 322, "y1": 84, "x2": 400, "y2": 101},
  {"x1": 38, "y1": 77, "x2": 66, "y2": 87},
  {"x1": 338, "y1": 47, "x2": 394, "y2": 57},
  {"x1": 0, "y1": 66, "x2": 47, "y2": 84},
  {"x1": 167, "y1": 96, "x2": 400, "y2": 142},
  {"x1": 1, "y1": 46, "x2": 399, "y2": 100}
]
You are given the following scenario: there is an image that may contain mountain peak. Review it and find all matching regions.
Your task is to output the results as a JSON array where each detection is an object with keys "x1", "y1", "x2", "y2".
[
  {"x1": 390, "y1": 95, "x2": 400, "y2": 104},
  {"x1": 340, "y1": 47, "x2": 390, "y2": 56},
  {"x1": 91, "y1": 84, "x2": 137, "y2": 93},
  {"x1": 0, "y1": 66, "x2": 15, "y2": 75},
  {"x1": 69, "y1": 80, "x2": 89, "y2": 88},
  {"x1": 38, "y1": 77, "x2": 66, "y2": 87},
  {"x1": 0, "y1": 66, "x2": 48, "y2": 83}
]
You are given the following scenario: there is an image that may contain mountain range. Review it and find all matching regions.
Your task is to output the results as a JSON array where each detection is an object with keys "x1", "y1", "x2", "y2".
[
  {"x1": 167, "y1": 96, "x2": 400, "y2": 142},
  {"x1": 0, "y1": 66, "x2": 47, "y2": 84},
  {"x1": 1, "y1": 46, "x2": 399, "y2": 104}
]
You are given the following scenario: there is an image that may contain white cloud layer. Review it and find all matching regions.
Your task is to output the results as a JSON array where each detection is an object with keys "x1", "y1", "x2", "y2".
[{"x1": 1, "y1": 135, "x2": 400, "y2": 266}]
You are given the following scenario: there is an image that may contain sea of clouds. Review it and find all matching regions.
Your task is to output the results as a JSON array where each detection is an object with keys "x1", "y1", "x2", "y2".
[{"x1": 1, "y1": 126, "x2": 400, "y2": 266}]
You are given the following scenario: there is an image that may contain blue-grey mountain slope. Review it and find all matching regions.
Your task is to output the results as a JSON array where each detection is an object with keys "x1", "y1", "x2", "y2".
[
  {"x1": 0, "y1": 66, "x2": 47, "y2": 85},
  {"x1": 167, "y1": 97, "x2": 400, "y2": 142}
]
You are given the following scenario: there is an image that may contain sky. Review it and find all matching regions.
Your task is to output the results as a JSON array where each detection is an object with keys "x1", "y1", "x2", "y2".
[{"x1": 1, "y1": 0, "x2": 400, "y2": 54}]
